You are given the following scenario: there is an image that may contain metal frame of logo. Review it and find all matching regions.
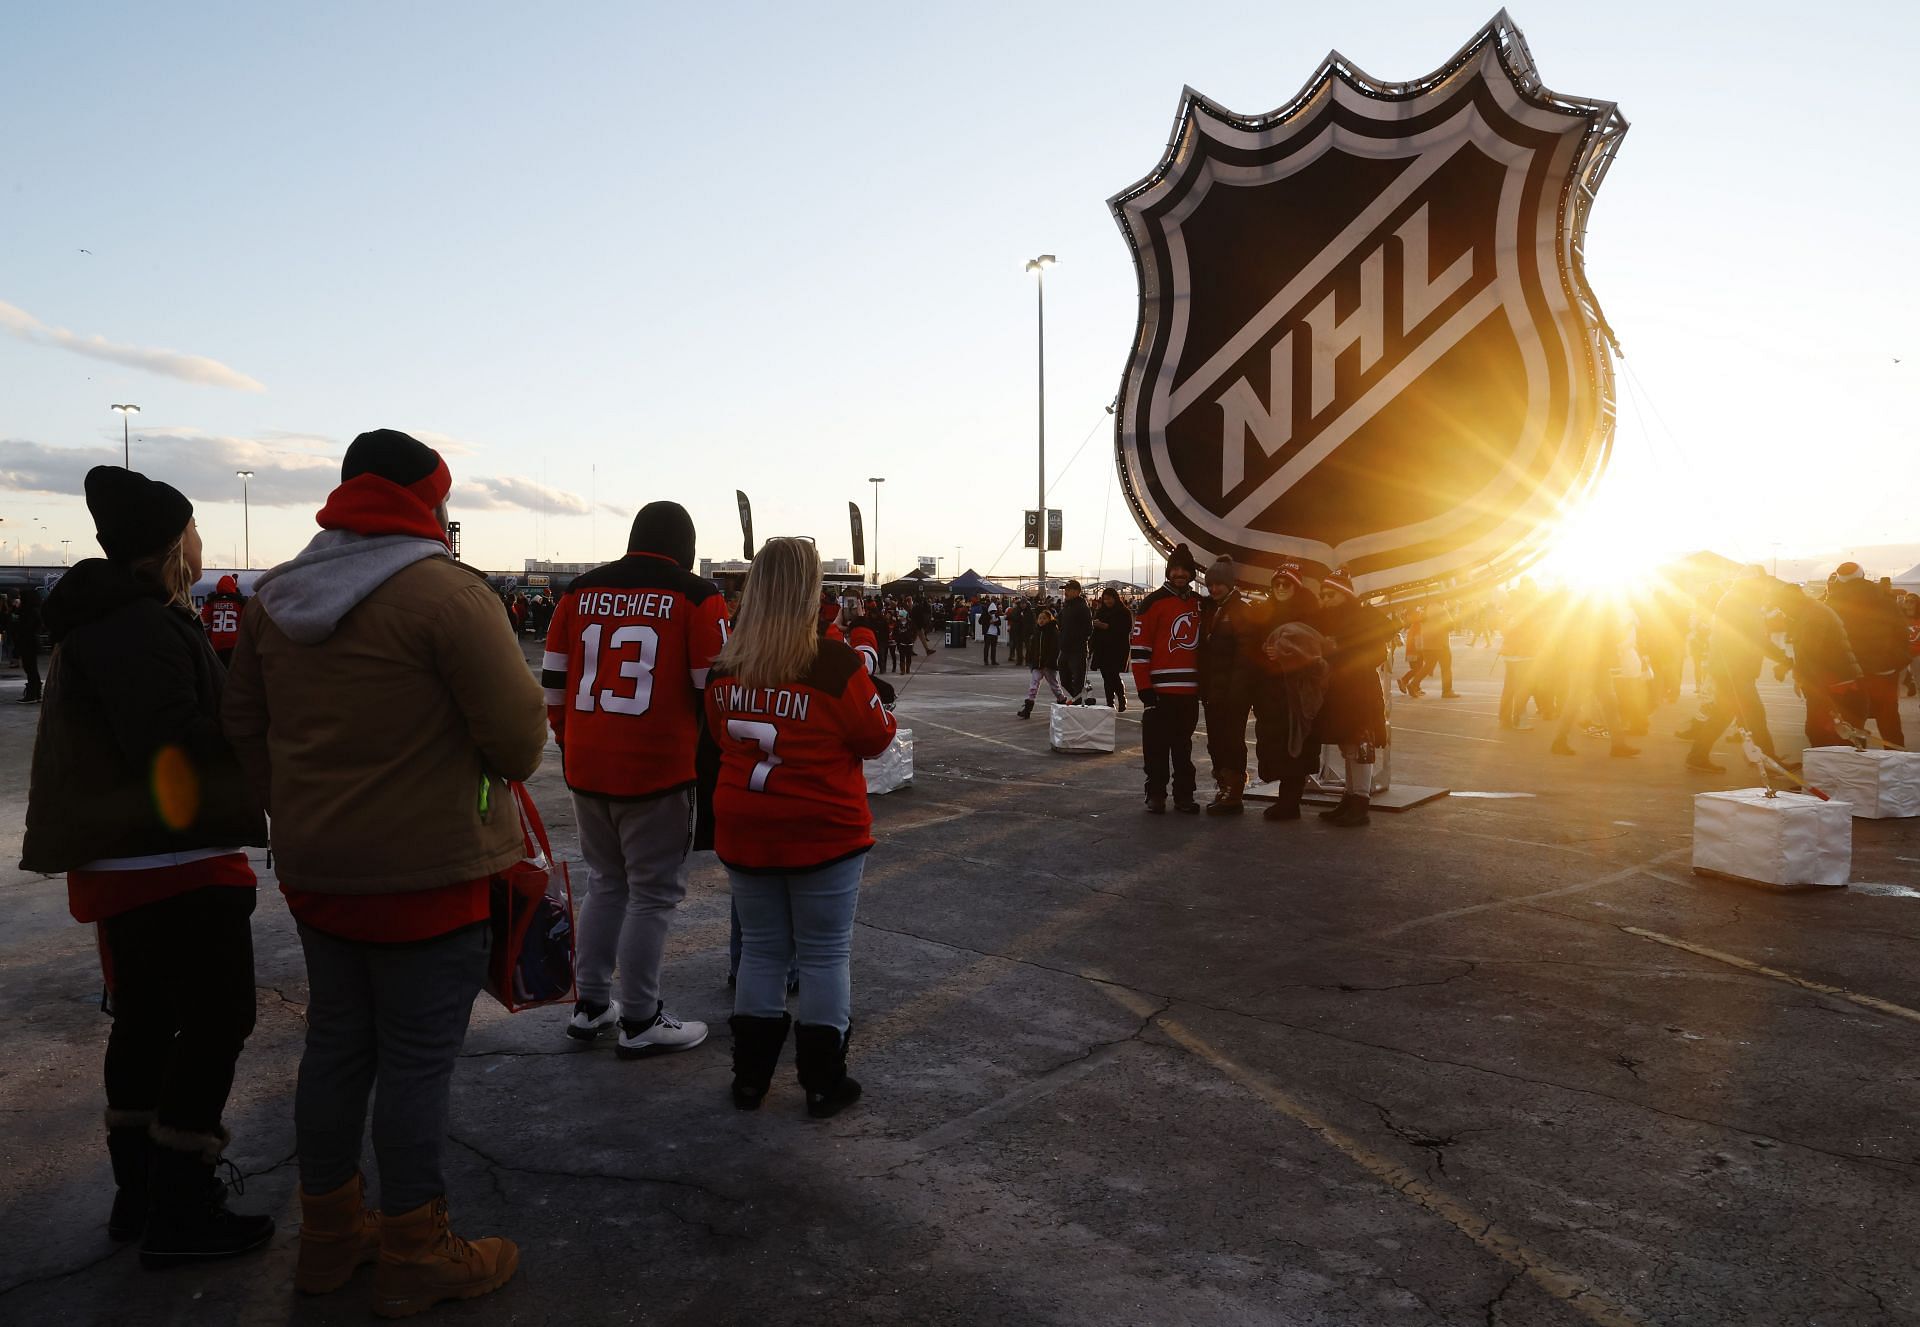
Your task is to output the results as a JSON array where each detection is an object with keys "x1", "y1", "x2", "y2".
[{"x1": 1109, "y1": 11, "x2": 1626, "y2": 598}]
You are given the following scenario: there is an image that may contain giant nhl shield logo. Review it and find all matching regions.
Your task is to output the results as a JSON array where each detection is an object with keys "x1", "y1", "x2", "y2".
[{"x1": 1110, "y1": 12, "x2": 1626, "y2": 595}]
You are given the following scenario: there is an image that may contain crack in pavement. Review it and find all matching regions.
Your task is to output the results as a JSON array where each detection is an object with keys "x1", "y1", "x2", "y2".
[
  {"x1": 0, "y1": 1242, "x2": 130, "y2": 1302},
  {"x1": 1364, "y1": 1099, "x2": 1462, "y2": 1178},
  {"x1": 256, "y1": 984, "x2": 306, "y2": 1015},
  {"x1": 447, "y1": 1132, "x2": 745, "y2": 1204},
  {"x1": 1485, "y1": 1266, "x2": 1524, "y2": 1325}
]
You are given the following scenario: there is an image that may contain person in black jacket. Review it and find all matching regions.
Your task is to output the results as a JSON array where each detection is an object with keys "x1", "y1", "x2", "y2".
[
  {"x1": 1090, "y1": 587, "x2": 1133, "y2": 710},
  {"x1": 1056, "y1": 580, "x2": 1093, "y2": 703},
  {"x1": 21, "y1": 467, "x2": 273, "y2": 1268},
  {"x1": 1827, "y1": 562, "x2": 1907, "y2": 748},
  {"x1": 1198, "y1": 557, "x2": 1277, "y2": 815},
  {"x1": 14, "y1": 587, "x2": 44, "y2": 702},
  {"x1": 1015, "y1": 608, "x2": 1069, "y2": 718}
]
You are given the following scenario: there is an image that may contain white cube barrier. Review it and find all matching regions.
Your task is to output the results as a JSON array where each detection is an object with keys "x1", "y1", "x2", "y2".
[
  {"x1": 1801, "y1": 748, "x2": 1920, "y2": 819},
  {"x1": 1692, "y1": 789, "x2": 1852, "y2": 888},
  {"x1": 1049, "y1": 703, "x2": 1116, "y2": 753},
  {"x1": 864, "y1": 728, "x2": 913, "y2": 796}
]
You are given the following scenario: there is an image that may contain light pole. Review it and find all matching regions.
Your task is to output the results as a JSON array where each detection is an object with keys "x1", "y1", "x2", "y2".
[
  {"x1": 1024, "y1": 255, "x2": 1055, "y2": 599},
  {"x1": 110, "y1": 404, "x2": 141, "y2": 466},
  {"x1": 236, "y1": 470, "x2": 254, "y2": 569},
  {"x1": 60, "y1": 539, "x2": 71, "y2": 566},
  {"x1": 954, "y1": 545, "x2": 962, "y2": 579},
  {"x1": 867, "y1": 477, "x2": 885, "y2": 585}
]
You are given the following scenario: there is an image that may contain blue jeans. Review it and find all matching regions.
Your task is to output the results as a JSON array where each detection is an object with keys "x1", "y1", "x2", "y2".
[{"x1": 729, "y1": 855, "x2": 866, "y2": 1032}]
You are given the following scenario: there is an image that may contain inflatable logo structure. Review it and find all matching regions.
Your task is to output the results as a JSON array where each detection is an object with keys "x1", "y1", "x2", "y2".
[{"x1": 1111, "y1": 12, "x2": 1626, "y2": 596}]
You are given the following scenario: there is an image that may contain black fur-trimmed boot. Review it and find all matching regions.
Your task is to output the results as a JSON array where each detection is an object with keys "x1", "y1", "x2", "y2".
[
  {"x1": 729, "y1": 1013, "x2": 792, "y2": 1110},
  {"x1": 794, "y1": 1022, "x2": 862, "y2": 1119},
  {"x1": 1205, "y1": 775, "x2": 1245, "y2": 816},
  {"x1": 139, "y1": 1125, "x2": 275, "y2": 1269},
  {"x1": 106, "y1": 1109, "x2": 155, "y2": 1240}
]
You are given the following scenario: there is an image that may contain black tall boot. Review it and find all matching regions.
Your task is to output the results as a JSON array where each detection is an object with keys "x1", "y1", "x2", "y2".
[
  {"x1": 1323, "y1": 794, "x2": 1371, "y2": 827},
  {"x1": 139, "y1": 1126, "x2": 275, "y2": 1269},
  {"x1": 106, "y1": 1109, "x2": 154, "y2": 1241},
  {"x1": 1205, "y1": 774, "x2": 1245, "y2": 816},
  {"x1": 1015, "y1": 699, "x2": 1034, "y2": 720},
  {"x1": 793, "y1": 1022, "x2": 862, "y2": 1120},
  {"x1": 1262, "y1": 775, "x2": 1305, "y2": 822},
  {"x1": 729, "y1": 1013, "x2": 792, "y2": 1110}
]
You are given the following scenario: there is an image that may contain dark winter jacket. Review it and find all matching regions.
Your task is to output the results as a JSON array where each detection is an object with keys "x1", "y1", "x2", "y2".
[
  {"x1": 1313, "y1": 597, "x2": 1394, "y2": 746},
  {"x1": 1787, "y1": 598, "x2": 1862, "y2": 685},
  {"x1": 1090, "y1": 601, "x2": 1132, "y2": 669},
  {"x1": 21, "y1": 559, "x2": 267, "y2": 873},
  {"x1": 1200, "y1": 589, "x2": 1274, "y2": 703},
  {"x1": 1032, "y1": 620, "x2": 1061, "y2": 672},
  {"x1": 1828, "y1": 580, "x2": 1909, "y2": 675},
  {"x1": 1057, "y1": 596, "x2": 1091, "y2": 647}
]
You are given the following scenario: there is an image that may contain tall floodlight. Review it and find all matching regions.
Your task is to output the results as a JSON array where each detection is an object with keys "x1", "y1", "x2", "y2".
[
  {"x1": 1024, "y1": 254, "x2": 1055, "y2": 597},
  {"x1": 236, "y1": 470, "x2": 254, "y2": 568},
  {"x1": 868, "y1": 477, "x2": 885, "y2": 583},
  {"x1": 110, "y1": 404, "x2": 141, "y2": 466}
]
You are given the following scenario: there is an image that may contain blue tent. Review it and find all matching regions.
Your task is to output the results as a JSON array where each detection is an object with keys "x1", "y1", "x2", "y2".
[{"x1": 949, "y1": 568, "x2": 1016, "y2": 596}]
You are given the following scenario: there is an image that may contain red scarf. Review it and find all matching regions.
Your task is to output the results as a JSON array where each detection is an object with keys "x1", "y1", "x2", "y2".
[{"x1": 314, "y1": 457, "x2": 452, "y2": 546}]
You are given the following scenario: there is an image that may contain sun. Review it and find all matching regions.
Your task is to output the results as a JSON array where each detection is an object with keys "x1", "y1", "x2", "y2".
[{"x1": 1532, "y1": 486, "x2": 1678, "y2": 595}]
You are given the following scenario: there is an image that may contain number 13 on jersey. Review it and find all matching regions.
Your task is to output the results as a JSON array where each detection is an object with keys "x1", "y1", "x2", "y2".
[{"x1": 573, "y1": 623, "x2": 659, "y2": 715}]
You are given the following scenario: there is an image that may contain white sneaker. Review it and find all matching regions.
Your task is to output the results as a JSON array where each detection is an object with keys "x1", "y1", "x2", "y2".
[
  {"x1": 566, "y1": 998, "x2": 620, "y2": 1043},
  {"x1": 616, "y1": 1006, "x2": 709, "y2": 1059}
]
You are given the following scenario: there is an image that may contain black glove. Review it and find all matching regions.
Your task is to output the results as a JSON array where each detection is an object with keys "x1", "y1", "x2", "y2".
[
  {"x1": 874, "y1": 675, "x2": 898, "y2": 710},
  {"x1": 1138, "y1": 687, "x2": 1158, "y2": 708}
]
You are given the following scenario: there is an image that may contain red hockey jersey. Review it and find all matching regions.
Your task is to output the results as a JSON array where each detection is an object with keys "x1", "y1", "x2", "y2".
[
  {"x1": 704, "y1": 641, "x2": 896, "y2": 872},
  {"x1": 544, "y1": 553, "x2": 730, "y2": 800},
  {"x1": 200, "y1": 589, "x2": 245, "y2": 654},
  {"x1": 1130, "y1": 585, "x2": 1204, "y2": 697}
]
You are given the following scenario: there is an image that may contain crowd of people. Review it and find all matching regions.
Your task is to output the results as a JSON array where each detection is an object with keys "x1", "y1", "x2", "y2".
[{"x1": 13, "y1": 429, "x2": 1917, "y2": 1316}]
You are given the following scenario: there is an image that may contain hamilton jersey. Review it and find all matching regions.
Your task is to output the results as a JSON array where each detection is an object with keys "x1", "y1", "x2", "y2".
[
  {"x1": 543, "y1": 553, "x2": 730, "y2": 800},
  {"x1": 704, "y1": 641, "x2": 897, "y2": 872}
]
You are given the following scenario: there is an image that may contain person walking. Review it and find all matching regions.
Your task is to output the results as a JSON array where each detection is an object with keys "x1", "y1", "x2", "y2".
[
  {"x1": 1396, "y1": 608, "x2": 1427, "y2": 698},
  {"x1": 1684, "y1": 569, "x2": 1785, "y2": 771},
  {"x1": 1774, "y1": 580, "x2": 1861, "y2": 749},
  {"x1": 1090, "y1": 586, "x2": 1133, "y2": 710},
  {"x1": 705, "y1": 538, "x2": 896, "y2": 1118},
  {"x1": 1549, "y1": 594, "x2": 1639, "y2": 759},
  {"x1": 23, "y1": 467, "x2": 274, "y2": 1269},
  {"x1": 199, "y1": 574, "x2": 247, "y2": 669},
  {"x1": 1311, "y1": 569, "x2": 1394, "y2": 826},
  {"x1": 222, "y1": 431, "x2": 545, "y2": 1315},
  {"x1": 14, "y1": 586, "x2": 44, "y2": 702},
  {"x1": 1016, "y1": 607, "x2": 1069, "y2": 718},
  {"x1": 1827, "y1": 562, "x2": 1908, "y2": 748},
  {"x1": 1497, "y1": 583, "x2": 1541, "y2": 729},
  {"x1": 1131, "y1": 545, "x2": 1204, "y2": 813},
  {"x1": 542, "y1": 502, "x2": 727, "y2": 1059}
]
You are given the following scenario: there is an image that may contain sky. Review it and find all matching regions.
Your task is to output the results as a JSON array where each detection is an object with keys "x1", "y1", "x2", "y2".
[{"x1": 3, "y1": 1, "x2": 1916, "y2": 584}]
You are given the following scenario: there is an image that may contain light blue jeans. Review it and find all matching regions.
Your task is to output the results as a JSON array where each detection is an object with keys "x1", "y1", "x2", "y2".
[{"x1": 728, "y1": 855, "x2": 866, "y2": 1032}]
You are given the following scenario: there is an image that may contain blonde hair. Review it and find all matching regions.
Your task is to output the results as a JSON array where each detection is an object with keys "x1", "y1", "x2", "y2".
[
  {"x1": 131, "y1": 533, "x2": 196, "y2": 610},
  {"x1": 714, "y1": 537, "x2": 821, "y2": 688}
]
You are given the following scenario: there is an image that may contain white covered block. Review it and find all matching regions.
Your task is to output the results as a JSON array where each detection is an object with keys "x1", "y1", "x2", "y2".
[
  {"x1": 1049, "y1": 703, "x2": 1116, "y2": 753},
  {"x1": 1801, "y1": 748, "x2": 1920, "y2": 819},
  {"x1": 864, "y1": 728, "x2": 913, "y2": 795},
  {"x1": 1692, "y1": 789, "x2": 1852, "y2": 887}
]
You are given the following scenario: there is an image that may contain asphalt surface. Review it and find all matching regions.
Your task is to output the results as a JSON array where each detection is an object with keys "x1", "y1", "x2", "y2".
[{"x1": 1, "y1": 638, "x2": 1916, "y2": 1326}]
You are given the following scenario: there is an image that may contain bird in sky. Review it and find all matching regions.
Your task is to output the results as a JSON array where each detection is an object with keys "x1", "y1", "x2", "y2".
[{"x1": 78, "y1": 248, "x2": 92, "y2": 255}]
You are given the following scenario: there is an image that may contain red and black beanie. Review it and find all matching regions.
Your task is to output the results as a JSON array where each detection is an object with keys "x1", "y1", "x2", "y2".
[{"x1": 316, "y1": 429, "x2": 452, "y2": 544}]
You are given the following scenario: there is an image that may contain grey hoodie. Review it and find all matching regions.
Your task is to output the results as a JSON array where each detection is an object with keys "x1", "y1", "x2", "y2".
[{"x1": 253, "y1": 530, "x2": 449, "y2": 645}]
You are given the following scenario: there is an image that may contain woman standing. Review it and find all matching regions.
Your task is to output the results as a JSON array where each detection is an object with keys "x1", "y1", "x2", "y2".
[
  {"x1": 1091, "y1": 586, "x2": 1133, "y2": 710},
  {"x1": 981, "y1": 603, "x2": 1002, "y2": 666},
  {"x1": 22, "y1": 467, "x2": 272, "y2": 1266},
  {"x1": 706, "y1": 538, "x2": 897, "y2": 1118},
  {"x1": 1310, "y1": 569, "x2": 1395, "y2": 827}
]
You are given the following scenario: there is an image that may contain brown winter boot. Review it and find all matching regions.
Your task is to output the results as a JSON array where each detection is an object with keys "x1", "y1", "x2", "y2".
[
  {"x1": 295, "y1": 1172, "x2": 381, "y2": 1294},
  {"x1": 372, "y1": 1197, "x2": 518, "y2": 1319},
  {"x1": 1205, "y1": 775, "x2": 1245, "y2": 816}
]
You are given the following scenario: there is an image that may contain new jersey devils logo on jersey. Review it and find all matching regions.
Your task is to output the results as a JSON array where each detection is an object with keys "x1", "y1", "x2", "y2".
[
  {"x1": 1110, "y1": 15, "x2": 1625, "y2": 596},
  {"x1": 1167, "y1": 610, "x2": 1200, "y2": 652}
]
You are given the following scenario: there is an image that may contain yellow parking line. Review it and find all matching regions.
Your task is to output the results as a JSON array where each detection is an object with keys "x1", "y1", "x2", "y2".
[
  {"x1": 1103, "y1": 987, "x2": 1649, "y2": 1327},
  {"x1": 1620, "y1": 927, "x2": 1920, "y2": 1026}
]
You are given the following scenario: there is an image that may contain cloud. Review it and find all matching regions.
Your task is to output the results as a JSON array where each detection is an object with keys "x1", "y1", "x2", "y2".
[
  {"x1": 455, "y1": 475, "x2": 593, "y2": 515},
  {"x1": 0, "y1": 434, "x2": 593, "y2": 517},
  {"x1": 0, "y1": 299, "x2": 267, "y2": 392}
]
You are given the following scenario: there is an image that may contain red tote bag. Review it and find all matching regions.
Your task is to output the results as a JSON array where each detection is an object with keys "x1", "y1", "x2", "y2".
[{"x1": 485, "y1": 783, "x2": 578, "y2": 1013}]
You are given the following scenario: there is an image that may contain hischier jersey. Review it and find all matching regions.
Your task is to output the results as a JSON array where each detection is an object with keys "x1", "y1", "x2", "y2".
[
  {"x1": 704, "y1": 641, "x2": 897, "y2": 873},
  {"x1": 200, "y1": 593, "x2": 245, "y2": 653},
  {"x1": 543, "y1": 553, "x2": 730, "y2": 800},
  {"x1": 1130, "y1": 585, "x2": 1204, "y2": 697}
]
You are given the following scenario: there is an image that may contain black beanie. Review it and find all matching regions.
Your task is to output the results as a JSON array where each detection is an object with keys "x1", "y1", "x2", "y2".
[
  {"x1": 342, "y1": 429, "x2": 440, "y2": 486},
  {"x1": 628, "y1": 501, "x2": 696, "y2": 570},
  {"x1": 1166, "y1": 542, "x2": 1199, "y2": 577},
  {"x1": 85, "y1": 466, "x2": 194, "y2": 563}
]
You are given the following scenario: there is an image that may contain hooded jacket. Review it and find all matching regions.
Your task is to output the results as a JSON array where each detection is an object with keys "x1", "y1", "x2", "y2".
[
  {"x1": 23, "y1": 560, "x2": 267, "y2": 874},
  {"x1": 222, "y1": 530, "x2": 547, "y2": 895},
  {"x1": 1828, "y1": 579, "x2": 1909, "y2": 675}
]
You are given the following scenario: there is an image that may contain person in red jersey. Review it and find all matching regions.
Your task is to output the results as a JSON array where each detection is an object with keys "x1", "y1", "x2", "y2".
[
  {"x1": 705, "y1": 537, "x2": 896, "y2": 1119},
  {"x1": 1130, "y1": 543, "x2": 1204, "y2": 814},
  {"x1": 224, "y1": 430, "x2": 542, "y2": 1314},
  {"x1": 23, "y1": 466, "x2": 273, "y2": 1269},
  {"x1": 542, "y1": 501, "x2": 728, "y2": 1060},
  {"x1": 199, "y1": 573, "x2": 247, "y2": 668}
]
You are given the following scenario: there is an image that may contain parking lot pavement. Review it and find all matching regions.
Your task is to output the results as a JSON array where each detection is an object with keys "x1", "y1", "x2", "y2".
[{"x1": 1, "y1": 642, "x2": 1915, "y2": 1324}]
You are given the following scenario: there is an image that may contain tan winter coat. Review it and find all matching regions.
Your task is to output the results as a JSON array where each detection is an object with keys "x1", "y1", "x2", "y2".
[{"x1": 223, "y1": 543, "x2": 547, "y2": 894}]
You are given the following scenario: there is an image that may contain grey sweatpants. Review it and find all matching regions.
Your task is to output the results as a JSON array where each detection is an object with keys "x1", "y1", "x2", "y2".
[
  {"x1": 295, "y1": 921, "x2": 486, "y2": 1214},
  {"x1": 573, "y1": 789, "x2": 693, "y2": 1015}
]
